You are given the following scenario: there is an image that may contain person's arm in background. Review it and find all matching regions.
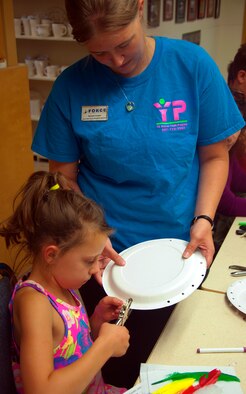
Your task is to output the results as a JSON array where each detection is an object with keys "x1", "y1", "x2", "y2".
[
  {"x1": 49, "y1": 160, "x2": 125, "y2": 283},
  {"x1": 217, "y1": 154, "x2": 246, "y2": 216},
  {"x1": 183, "y1": 139, "x2": 230, "y2": 267}
]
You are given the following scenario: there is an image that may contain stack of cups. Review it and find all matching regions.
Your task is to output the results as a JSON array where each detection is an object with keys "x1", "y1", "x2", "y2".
[
  {"x1": 30, "y1": 90, "x2": 42, "y2": 119},
  {"x1": 44, "y1": 64, "x2": 60, "y2": 79},
  {"x1": 34, "y1": 56, "x2": 49, "y2": 77},
  {"x1": 25, "y1": 55, "x2": 36, "y2": 77},
  {"x1": 20, "y1": 15, "x2": 40, "y2": 36},
  {"x1": 14, "y1": 18, "x2": 22, "y2": 36},
  {"x1": 21, "y1": 16, "x2": 31, "y2": 36},
  {"x1": 29, "y1": 15, "x2": 40, "y2": 36},
  {"x1": 35, "y1": 18, "x2": 52, "y2": 37},
  {"x1": 15, "y1": 15, "x2": 73, "y2": 39}
]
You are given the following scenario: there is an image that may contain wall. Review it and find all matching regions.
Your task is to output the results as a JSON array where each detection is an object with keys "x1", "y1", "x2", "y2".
[{"x1": 144, "y1": 0, "x2": 245, "y2": 79}]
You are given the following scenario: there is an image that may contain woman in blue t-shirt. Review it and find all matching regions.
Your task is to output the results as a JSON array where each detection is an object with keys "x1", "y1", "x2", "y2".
[{"x1": 31, "y1": 0, "x2": 244, "y2": 388}]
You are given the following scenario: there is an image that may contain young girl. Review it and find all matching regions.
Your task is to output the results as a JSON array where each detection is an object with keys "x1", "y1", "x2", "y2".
[{"x1": 0, "y1": 171, "x2": 130, "y2": 394}]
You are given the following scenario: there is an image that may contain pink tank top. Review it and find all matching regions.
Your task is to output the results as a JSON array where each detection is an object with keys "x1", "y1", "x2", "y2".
[{"x1": 9, "y1": 279, "x2": 126, "y2": 394}]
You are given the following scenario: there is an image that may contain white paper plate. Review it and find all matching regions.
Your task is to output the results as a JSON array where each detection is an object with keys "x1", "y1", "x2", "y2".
[
  {"x1": 102, "y1": 238, "x2": 207, "y2": 310},
  {"x1": 227, "y1": 279, "x2": 246, "y2": 314}
]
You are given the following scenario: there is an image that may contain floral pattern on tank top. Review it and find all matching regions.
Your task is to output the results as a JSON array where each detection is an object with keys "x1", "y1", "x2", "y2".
[{"x1": 9, "y1": 279, "x2": 126, "y2": 394}]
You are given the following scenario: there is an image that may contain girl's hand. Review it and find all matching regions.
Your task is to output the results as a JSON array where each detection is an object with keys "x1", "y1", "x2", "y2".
[
  {"x1": 93, "y1": 238, "x2": 125, "y2": 285},
  {"x1": 98, "y1": 322, "x2": 130, "y2": 357},
  {"x1": 90, "y1": 297, "x2": 125, "y2": 340},
  {"x1": 93, "y1": 296, "x2": 124, "y2": 322}
]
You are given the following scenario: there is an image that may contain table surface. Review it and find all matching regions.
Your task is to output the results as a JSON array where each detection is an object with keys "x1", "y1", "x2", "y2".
[
  {"x1": 201, "y1": 216, "x2": 246, "y2": 294},
  {"x1": 147, "y1": 289, "x2": 246, "y2": 391}
]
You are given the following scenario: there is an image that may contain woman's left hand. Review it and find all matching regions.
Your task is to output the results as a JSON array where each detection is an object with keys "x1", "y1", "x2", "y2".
[
  {"x1": 182, "y1": 219, "x2": 215, "y2": 267},
  {"x1": 183, "y1": 140, "x2": 229, "y2": 267},
  {"x1": 94, "y1": 238, "x2": 125, "y2": 285}
]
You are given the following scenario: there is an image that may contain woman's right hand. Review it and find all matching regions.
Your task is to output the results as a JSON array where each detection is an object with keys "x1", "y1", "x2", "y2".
[{"x1": 98, "y1": 322, "x2": 130, "y2": 357}]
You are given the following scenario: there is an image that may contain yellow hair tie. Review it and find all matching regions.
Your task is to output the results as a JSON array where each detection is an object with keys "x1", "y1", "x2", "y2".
[{"x1": 50, "y1": 183, "x2": 60, "y2": 191}]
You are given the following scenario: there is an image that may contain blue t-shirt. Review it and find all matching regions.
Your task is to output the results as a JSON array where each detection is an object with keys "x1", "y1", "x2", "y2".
[{"x1": 32, "y1": 37, "x2": 244, "y2": 252}]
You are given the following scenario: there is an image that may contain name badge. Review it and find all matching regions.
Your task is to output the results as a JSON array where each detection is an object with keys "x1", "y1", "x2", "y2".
[{"x1": 81, "y1": 106, "x2": 108, "y2": 121}]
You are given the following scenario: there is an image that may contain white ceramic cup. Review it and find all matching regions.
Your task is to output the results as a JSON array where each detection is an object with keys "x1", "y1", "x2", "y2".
[
  {"x1": 14, "y1": 18, "x2": 22, "y2": 36},
  {"x1": 25, "y1": 57, "x2": 36, "y2": 77},
  {"x1": 35, "y1": 24, "x2": 51, "y2": 37},
  {"x1": 29, "y1": 16, "x2": 40, "y2": 36},
  {"x1": 0, "y1": 58, "x2": 7, "y2": 69},
  {"x1": 34, "y1": 59, "x2": 48, "y2": 77},
  {"x1": 30, "y1": 98, "x2": 41, "y2": 118},
  {"x1": 66, "y1": 23, "x2": 73, "y2": 37},
  {"x1": 59, "y1": 65, "x2": 68, "y2": 73},
  {"x1": 44, "y1": 65, "x2": 59, "y2": 78},
  {"x1": 52, "y1": 23, "x2": 67, "y2": 37},
  {"x1": 21, "y1": 17, "x2": 31, "y2": 36},
  {"x1": 41, "y1": 18, "x2": 52, "y2": 34}
]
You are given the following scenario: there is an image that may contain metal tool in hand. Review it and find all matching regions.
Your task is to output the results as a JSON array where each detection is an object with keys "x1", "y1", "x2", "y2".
[
  {"x1": 116, "y1": 298, "x2": 133, "y2": 326},
  {"x1": 229, "y1": 265, "x2": 246, "y2": 277}
]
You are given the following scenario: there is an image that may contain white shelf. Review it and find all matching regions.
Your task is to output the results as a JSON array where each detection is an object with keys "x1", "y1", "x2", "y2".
[
  {"x1": 18, "y1": 63, "x2": 61, "y2": 81},
  {"x1": 29, "y1": 75, "x2": 56, "y2": 82},
  {"x1": 13, "y1": 0, "x2": 86, "y2": 174},
  {"x1": 16, "y1": 34, "x2": 74, "y2": 41}
]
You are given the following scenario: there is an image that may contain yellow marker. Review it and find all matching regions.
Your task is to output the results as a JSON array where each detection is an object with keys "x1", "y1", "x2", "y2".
[{"x1": 152, "y1": 377, "x2": 195, "y2": 394}]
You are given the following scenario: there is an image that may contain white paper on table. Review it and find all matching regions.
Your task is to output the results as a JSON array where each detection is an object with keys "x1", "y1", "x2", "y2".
[
  {"x1": 125, "y1": 383, "x2": 143, "y2": 393},
  {"x1": 140, "y1": 364, "x2": 243, "y2": 394}
]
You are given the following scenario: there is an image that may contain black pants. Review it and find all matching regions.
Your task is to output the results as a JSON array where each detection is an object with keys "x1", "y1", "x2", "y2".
[{"x1": 79, "y1": 278, "x2": 175, "y2": 389}]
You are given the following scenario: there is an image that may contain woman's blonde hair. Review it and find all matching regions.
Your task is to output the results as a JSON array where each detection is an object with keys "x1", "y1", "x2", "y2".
[{"x1": 65, "y1": 0, "x2": 139, "y2": 43}]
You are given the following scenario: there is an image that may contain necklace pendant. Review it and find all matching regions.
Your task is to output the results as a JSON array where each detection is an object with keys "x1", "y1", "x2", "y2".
[{"x1": 125, "y1": 101, "x2": 135, "y2": 112}]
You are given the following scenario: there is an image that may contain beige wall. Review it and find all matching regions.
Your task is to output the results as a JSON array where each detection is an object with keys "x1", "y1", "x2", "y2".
[{"x1": 144, "y1": 0, "x2": 245, "y2": 79}]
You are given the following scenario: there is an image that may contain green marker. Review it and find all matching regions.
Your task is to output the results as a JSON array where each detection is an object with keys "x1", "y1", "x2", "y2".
[
  {"x1": 238, "y1": 222, "x2": 246, "y2": 226},
  {"x1": 152, "y1": 371, "x2": 240, "y2": 385}
]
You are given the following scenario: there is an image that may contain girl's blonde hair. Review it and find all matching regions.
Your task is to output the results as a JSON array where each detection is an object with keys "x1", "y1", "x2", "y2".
[
  {"x1": 65, "y1": 0, "x2": 139, "y2": 43},
  {"x1": 0, "y1": 171, "x2": 112, "y2": 270}
]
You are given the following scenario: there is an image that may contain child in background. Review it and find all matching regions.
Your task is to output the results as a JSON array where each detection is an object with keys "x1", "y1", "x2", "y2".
[
  {"x1": 227, "y1": 43, "x2": 246, "y2": 172},
  {"x1": 213, "y1": 129, "x2": 246, "y2": 252},
  {"x1": 0, "y1": 171, "x2": 130, "y2": 394},
  {"x1": 213, "y1": 44, "x2": 246, "y2": 252}
]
